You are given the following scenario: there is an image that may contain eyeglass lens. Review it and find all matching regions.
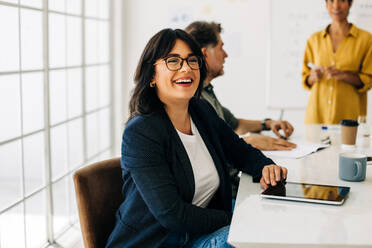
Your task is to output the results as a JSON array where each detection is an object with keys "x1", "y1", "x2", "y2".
[{"x1": 165, "y1": 56, "x2": 201, "y2": 70}]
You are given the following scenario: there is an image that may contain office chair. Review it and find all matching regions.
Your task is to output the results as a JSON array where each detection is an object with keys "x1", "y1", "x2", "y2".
[{"x1": 73, "y1": 157, "x2": 123, "y2": 248}]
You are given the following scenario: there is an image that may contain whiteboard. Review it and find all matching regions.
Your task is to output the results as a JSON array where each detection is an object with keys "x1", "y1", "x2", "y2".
[{"x1": 267, "y1": 0, "x2": 372, "y2": 110}]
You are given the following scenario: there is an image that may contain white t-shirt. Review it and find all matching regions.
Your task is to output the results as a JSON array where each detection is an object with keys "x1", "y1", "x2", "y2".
[{"x1": 176, "y1": 118, "x2": 220, "y2": 208}]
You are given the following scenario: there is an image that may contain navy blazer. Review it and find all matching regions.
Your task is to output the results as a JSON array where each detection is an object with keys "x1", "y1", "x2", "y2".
[{"x1": 106, "y1": 98, "x2": 274, "y2": 248}]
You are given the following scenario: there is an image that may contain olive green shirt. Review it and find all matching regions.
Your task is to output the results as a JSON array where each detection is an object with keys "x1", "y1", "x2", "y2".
[{"x1": 201, "y1": 82, "x2": 239, "y2": 131}]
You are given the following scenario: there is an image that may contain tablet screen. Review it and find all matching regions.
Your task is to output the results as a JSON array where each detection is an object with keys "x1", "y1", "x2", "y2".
[{"x1": 261, "y1": 181, "x2": 350, "y2": 205}]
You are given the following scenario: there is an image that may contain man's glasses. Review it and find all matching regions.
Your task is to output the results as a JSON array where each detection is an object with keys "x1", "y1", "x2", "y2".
[{"x1": 154, "y1": 55, "x2": 202, "y2": 71}]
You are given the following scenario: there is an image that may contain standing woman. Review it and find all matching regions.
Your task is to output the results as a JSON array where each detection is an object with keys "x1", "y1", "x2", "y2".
[
  {"x1": 105, "y1": 29, "x2": 287, "y2": 248},
  {"x1": 302, "y1": 0, "x2": 372, "y2": 124}
]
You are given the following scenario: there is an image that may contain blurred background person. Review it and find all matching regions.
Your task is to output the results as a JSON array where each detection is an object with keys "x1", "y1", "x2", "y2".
[{"x1": 302, "y1": 0, "x2": 372, "y2": 124}]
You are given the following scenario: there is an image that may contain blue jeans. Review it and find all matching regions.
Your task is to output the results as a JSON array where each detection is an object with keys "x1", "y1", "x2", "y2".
[
  {"x1": 161, "y1": 200, "x2": 236, "y2": 248},
  {"x1": 185, "y1": 225, "x2": 234, "y2": 248},
  {"x1": 162, "y1": 226, "x2": 234, "y2": 248}
]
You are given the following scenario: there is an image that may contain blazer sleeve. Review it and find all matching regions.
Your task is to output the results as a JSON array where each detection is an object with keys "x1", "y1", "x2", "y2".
[
  {"x1": 199, "y1": 101, "x2": 274, "y2": 180},
  {"x1": 122, "y1": 117, "x2": 231, "y2": 235}
]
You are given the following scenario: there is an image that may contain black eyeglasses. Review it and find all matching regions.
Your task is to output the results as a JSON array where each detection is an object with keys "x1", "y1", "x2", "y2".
[{"x1": 154, "y1": 55, "x2": 202, "y2": 71}]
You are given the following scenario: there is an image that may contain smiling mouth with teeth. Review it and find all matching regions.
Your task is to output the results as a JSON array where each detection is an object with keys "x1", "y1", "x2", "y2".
[{"x1": 175, "y1": 79, "x2": 193, "y2": 84}]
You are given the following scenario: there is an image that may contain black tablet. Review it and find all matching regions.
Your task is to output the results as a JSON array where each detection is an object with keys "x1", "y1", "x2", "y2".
[{"x1": 261, "y1": 181, "x2": 350, "y2": 205}]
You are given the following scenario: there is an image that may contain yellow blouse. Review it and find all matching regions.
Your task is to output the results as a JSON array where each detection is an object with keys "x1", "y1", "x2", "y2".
[{"x1": 302, "y1": 24, "x2": 372, "y2": 124}]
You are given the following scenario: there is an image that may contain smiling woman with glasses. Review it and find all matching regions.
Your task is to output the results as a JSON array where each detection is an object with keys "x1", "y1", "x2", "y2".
[{"x1": 105, "y1": 28, "x2": 288, "y2": 248}]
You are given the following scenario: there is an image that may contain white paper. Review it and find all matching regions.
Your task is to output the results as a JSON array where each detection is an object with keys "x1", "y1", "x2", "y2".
[{"x1": 262, "y1": 141, "x2": 329, "y2": 159}]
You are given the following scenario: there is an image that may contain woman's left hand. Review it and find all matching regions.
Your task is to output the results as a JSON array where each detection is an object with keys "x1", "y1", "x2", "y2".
[
  {"x1": 260, "y1": 164, "x2": 288, "y2": 189},
  {"x1": 325, "y1": 66, "x2": 364, "y2": 88},
  {"x1": 325, "y1": 66, "x2": 344, "y2": 80}
]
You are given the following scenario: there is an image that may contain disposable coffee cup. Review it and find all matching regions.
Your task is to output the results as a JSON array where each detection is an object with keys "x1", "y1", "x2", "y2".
[{"x1": 340, "y1": 120, "x2": 358, "y2": 146}]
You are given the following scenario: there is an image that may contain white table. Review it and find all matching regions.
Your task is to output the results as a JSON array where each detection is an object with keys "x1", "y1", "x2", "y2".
[{"x1": 228, "y1": 145, "x2": 372, "y2": 248}]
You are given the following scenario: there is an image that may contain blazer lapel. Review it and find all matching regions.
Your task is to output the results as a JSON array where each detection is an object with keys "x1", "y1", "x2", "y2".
[
  {"x1": 189, "y1": 100, "x2": 232, "y2": 210},
  {"x1": 161, "y1": 110, "x2": 195, "y2": 202},
  {"x1": 189, "y1": 106, "x2": 226, "y2": 185}
]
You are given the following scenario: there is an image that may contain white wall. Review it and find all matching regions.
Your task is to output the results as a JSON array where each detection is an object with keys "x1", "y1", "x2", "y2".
[
  {"x1": 112, "y1": 0, "x2": 124, "y2": 155},
  {"x1": 121, "y1": 0, "x2": 371, "y2": 137}
]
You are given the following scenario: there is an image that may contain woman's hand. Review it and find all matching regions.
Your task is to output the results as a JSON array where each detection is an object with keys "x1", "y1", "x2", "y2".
[
  {"x1": 260, "y1": 164, "x2": 288, "y2": 189},
  {"x1": 324, "y1": 66, "x2": 364, "y2": 88},
  {"x1": 324, "y1": 66, "x2": 343, "y2": 80},
  {"x1": 307, "y1": 67, "x2": 324, "y2": 86}
]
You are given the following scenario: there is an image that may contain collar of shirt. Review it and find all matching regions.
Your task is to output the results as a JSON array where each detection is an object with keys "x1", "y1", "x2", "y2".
[
  {"x1": 321, "y1": 23, "x2": 358, "y2": 38},
  {"x1": 203, "y1": 82, "x2": 214, "y2": 92}
]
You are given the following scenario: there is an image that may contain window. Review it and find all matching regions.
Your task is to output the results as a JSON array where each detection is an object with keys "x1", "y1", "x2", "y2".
[{"x1": 0, "y1": 0, "x2": 112, "y2": 247}]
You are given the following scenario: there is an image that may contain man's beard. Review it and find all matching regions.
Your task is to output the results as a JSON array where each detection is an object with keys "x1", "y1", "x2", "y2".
[{"x1": 210, "y1": 68, "x2": 224, "y2": 79}]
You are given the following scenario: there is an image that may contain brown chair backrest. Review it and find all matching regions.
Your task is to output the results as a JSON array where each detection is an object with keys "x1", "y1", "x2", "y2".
[{"x1": 73, "y1": 157, "x2": 124, "y2": 248}]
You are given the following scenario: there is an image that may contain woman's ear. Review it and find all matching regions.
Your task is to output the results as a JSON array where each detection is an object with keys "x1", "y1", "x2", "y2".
[{"x1": 201, "y1": 47, "x2": 208, "y2": 58}]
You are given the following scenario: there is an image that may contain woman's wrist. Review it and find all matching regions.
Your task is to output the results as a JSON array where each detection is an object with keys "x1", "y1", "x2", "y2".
[{"x1": 338, "y1": 71, "x2": 364, "y2": 89}]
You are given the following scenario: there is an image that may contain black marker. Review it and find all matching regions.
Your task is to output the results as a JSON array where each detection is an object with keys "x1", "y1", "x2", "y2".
[{"x1": 280, "y1": 135, "x2": 287, "y2": 140}]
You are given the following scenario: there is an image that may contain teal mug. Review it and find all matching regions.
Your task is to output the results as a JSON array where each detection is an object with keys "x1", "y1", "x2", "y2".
[{"x1": 339, "y1": 153, "x2": 367, "y2": 182}]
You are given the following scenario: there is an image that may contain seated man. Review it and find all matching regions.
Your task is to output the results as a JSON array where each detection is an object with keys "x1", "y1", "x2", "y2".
[
  {"x1": 186, "y1": 21, "x2": 297, "y2": 151},
  {"x1": 186, "y1": 21, "x2": 297, "y2": 198}
]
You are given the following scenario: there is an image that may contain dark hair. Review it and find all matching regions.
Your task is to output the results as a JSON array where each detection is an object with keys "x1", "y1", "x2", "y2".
[
  {"x1": 185, "y1": 21, "x2": 222, "y2": 48},
  {"x1": 325, "y1": 0, "x2": 352, "y2": 4},
  {"x1": 128, "y1": 29, "x2": 207, "y2": 121}
]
